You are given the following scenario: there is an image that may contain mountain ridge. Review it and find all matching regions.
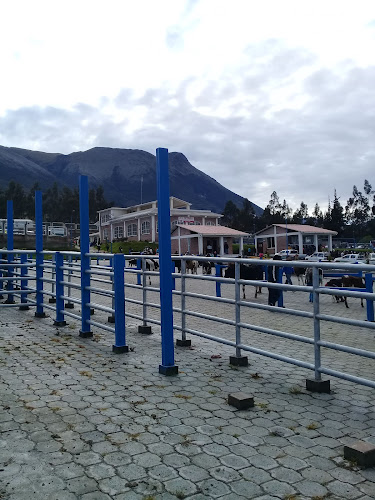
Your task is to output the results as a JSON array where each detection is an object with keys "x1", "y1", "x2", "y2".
[{"x1": 0, "y1": 145, "x2": 263, "y2": 215}]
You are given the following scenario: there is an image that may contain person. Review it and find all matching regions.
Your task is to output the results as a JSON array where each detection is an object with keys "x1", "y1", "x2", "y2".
[
  {"x1": 224, "y1": 241, "x2": 228, "y2": 254},
  {"x1": 106, "y1": 243, "x2": 109, "y2": 252},
  {"x1": 268, "y1": 255, "x2": 282, "y2": 306},
  {"x1": 283, "y1": 263, "x2": 294, "y2": 285},
  {"x1": 118, "y1": 246, "x2": 123, "y2": 253}
]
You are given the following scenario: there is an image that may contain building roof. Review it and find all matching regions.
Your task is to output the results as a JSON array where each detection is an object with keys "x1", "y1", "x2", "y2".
[
  {"x1": 256, "y1": 224, "x2": 337, "y2": 236},
  {"x1": 174, "y1": 224, "x2": 249, "y2": 237}
]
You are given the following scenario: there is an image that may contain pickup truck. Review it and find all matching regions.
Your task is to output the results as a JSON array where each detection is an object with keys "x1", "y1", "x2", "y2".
[
  {"x1": 305, "y1": 252, "x2": 330, "y2": 262},
  {"x1": 333, "y1": 253, "x2": 366, "y2": 263}
]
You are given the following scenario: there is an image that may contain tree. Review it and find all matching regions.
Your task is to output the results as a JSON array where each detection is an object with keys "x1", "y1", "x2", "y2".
[
  {"x1": 237, "y1": 198, "x2": 256, "y2": 233},
  {"x1": 222, "y1": 200, "x2": 240, "y2": 229},
  {"x1": 325, "y1": 190, "x2": 345, "y2": 234},
  {"x1": 345, "y1": 184, "x2": 370, "y2": 239},
  {"x1": 292, "y1": 202, "x2": 308, "y2": 224}
]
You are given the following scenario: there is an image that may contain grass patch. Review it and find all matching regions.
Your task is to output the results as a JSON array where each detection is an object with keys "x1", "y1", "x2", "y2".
[
  {"x1": 289, "y1": 386, "x2": 302, "y2": 395},
  {"x1": 174, "y1": 394, "x2": 192, "y2": 400},
  {"x1": 307, "y1": 422, "x2": 319, "y2": 430}
]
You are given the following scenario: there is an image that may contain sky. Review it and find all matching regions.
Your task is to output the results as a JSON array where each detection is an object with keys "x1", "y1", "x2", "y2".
[{"x1": 1, "y1": 0, "x2": 375, "y2": 213}]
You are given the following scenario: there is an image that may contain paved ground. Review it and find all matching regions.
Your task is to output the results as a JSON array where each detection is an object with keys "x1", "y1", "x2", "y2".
[{"x1": 1, "y1": 265, "x2": 375, "y2": 499}]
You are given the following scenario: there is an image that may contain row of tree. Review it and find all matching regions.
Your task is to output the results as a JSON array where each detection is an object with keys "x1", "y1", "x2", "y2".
[
  {"x1": 0, "y1": 182, "x2": 111, "y2": 223},
  {"x1": 223, "y1": 180, "x2": 375, "y2": 240}
]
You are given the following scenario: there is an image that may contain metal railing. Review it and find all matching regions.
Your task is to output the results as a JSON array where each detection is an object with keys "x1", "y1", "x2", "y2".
[{"x1": 1, "y1": 249, "x2": 375, "y2": 389}]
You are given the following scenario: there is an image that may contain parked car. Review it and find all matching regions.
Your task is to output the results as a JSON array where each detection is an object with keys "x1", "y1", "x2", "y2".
[
  {"x1": 333, "y1": 253, "x2": 366, "y2": 263},
  {"x1": 367, "y1": 253, "x2": 375, "y2": 265},
  {"x1": 305, "y1": 252, "x2": 330, "y2": 262},
  {"x1": 274, "y1": 249, "x2": 299, "y2": 260}
]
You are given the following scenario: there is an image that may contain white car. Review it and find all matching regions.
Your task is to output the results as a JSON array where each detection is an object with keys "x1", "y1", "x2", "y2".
[
  {"x1": 274, "y1": 249, "x2": 298, "y2": 260},
  {"x1": 305, "y1": 252, "x2": 330, "y2": 262},
  {"x1": 367, "y1": 253, "x2": 375, "y2": 265},
  {"x1": 333, "y1": 253, "x2": 366, "y2": 263}
]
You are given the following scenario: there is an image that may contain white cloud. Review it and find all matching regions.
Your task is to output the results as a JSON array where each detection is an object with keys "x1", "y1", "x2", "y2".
[{"x1": 1, "y1": 0, "x2": 375, "y2": 213}]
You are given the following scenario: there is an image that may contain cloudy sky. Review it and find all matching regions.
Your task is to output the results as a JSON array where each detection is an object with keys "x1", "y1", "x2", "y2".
[{"x1": 1, "y1": 0, "x2": 375, "y2": 212}]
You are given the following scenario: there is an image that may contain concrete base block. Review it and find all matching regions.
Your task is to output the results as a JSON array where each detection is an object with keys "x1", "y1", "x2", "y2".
[
  {"x1": 79, "y1": 330, "x2": 93, "y2": 338},
  {"x1": 306, "y1": 378, "x2": 330, "y2": 393},
  {"x1": 176, "y1": 339, "x2": 191, "y2": 347},
  {"x1": 230, "y1": 355, "x2": 248, "y2": 367},
  {"x1": 108, "y1": 315, "x2": 115, "y2": 323},
  {"x1": 344, "y1": 441, "x2": 375, "y2": 467},
  {"x1": 138, "y1": 325, "x2": 152, "y2": 334},
  {"x1": 90, "y1": 308, "x2": 95, "y2": 315},
  {"x1": 35, "y1": 312, "x2": 46, "y2": 318},
  {"x1": 4, "y1": 299, "x2": 15, "y2": 304},
  {"x1": 159, "y1": 364, "x2": 179, "y2": 376},
  {"x1": 54, "y1": 320, "x2": 67, "y2": 327},
  {"x1": 65, "y1": 303, "x2": 74, "y2": 309},
  {"x1": 19, "y1": 305, "x2": 30, "y2": 311},
  {"x1": 49, "y1": 298, "x2": 56, "y2": 304},
  {"x1": 228, "y1": 392, "x2": 254, "y2": 410},
  {"x1": 112, "y1": 345, "x2": 129, "y2": 354}
]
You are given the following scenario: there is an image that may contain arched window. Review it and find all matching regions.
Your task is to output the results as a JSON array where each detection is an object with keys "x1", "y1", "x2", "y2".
[
  {"x1": 141, "y1": 221, "x2": 150, "y2": 235},
  {"x1": 127, "y1": 223, "x2": 137, "y2": 237}
]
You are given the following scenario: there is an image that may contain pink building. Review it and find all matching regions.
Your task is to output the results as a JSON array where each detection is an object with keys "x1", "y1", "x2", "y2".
[{"x1": 98, "y1": 197, "x2": 249, "y2": 255}]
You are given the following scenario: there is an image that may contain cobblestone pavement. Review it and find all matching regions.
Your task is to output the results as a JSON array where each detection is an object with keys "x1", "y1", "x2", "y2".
[{"x1": 1, "y1": 266, "x2": 375, "y2": 499}]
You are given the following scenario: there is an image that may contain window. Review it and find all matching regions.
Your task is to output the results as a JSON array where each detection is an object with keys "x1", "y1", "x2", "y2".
[
  {"x1": 267, "y1": 237, "x2": 275, "y2": 248},
  {"x1": 141, "y1": 221, "x2": 150, "y2": 235},
  {"x1": 127, "y1": 223, "x2": 137, "y2": 237},
  {"x1": 206, "y1": 221, "x2": 212, "y2": 226},
  {"x1": 101, "y1": 214, "x2": 111, "y2": 223},
  {"x1": 114, "y1": 226, "x2": 123, "y2": 239}
]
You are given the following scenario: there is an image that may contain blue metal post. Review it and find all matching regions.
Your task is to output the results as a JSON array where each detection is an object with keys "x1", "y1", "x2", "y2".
[
  {"x1": 137, "y1": 258, "x2": 142, "y2": 285},
  {"x1": 156, "y1": 148, "x2": 178, "y2": 375},
  {"x1": 35, "y1": 191, "x2": 46, "y2": 317},
  {"x1": 19, "y1": 253, "x2": 29, "y2": 310},
  {"x1": 215, "y1": 264, "x2": 222, "y2": 297},
  {"x1": 5, "y1": 201, "x2": 15, "y2": 304},
  {"x1": 54, "y1": 252, "x2": 66, "y2": 326},
  {"x1": 365, "y1": 273, "x2": 374, "y2": 322},
  {"x1": 277, "y1": 267, "x2": 284, "y2": 307},
  {"x1": 0, "y1": 252, "x2": 4, "y2": 299},
  {"x1": 113, "y1": 253, "x2": 128, "y2": 353},
  {"x1": 79, "y1": 176, "x2": 93, "y2": 338}
]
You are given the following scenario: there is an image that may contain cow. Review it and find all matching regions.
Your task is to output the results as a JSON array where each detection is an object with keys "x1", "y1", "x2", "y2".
[
  {"x1": 325, "y1": 278, "x2": 348, "y2": 308},
  {"x1": 186, "y1": 260, "x2": 198, "y2": 274},
  {"x1": 224, "y1": 263, "x2": 264, "y2": 299},
  {"x1": 143, "y1": 259, "x2": 159, "y2": 285},
  {"x1": 342, "y1": 275, "x2": 365, "y2": 307}
]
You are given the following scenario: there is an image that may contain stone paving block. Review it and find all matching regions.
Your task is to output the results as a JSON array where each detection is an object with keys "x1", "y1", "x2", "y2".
[
  {"x1": 344, "y1": 441, "x2": 375, "y2": 468},
  {"x1": 228, "y1": 392, "x2": 254, "y2": 410}
]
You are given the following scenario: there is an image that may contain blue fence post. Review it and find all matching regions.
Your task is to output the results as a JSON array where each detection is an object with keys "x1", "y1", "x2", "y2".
[
  {"x1": 5, "y1": 201, "x2": 15, "y2": 304},
  {"x1": 156, "y1": 147, "x2": 178, "y2": 375},
  {"x1": 54, "y1": 252, "x2": 66, "y2": 326},
  {"x1": 215, "y1": 264, "x2": 222, "y2": 297},
  {"x1": 0, "y1": 252, "x2": 4, "y2": 300},
  {"x1": 136, "y1": 258, "x2": 142, "y2": 285},
  {"x1": 19, "y1": 253, "x2": 29, "y2": 310},
  {"x1": 365, "y1": 273, "x2": 374, "y2": 322},
  {"x1": 277, "y1": 267, "x2": 284, "y2": 307},
  {"x1": 113, "y1": 253, "x2": 128, "y2": 353},
  {"x1": 35, "y1": 191, "x2": 46, "y2": 318},
  {"x1": 65, "y1": 254, "x2": 74, "y2": 309},
  {"x1": 79, "y1": 176, "x2": 93, "y2": 338}
]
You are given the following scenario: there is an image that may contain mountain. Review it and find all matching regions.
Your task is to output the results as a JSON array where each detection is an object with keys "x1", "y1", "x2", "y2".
[{"x1": 0, "y1": 146, "x2": 263, "y2": 215}]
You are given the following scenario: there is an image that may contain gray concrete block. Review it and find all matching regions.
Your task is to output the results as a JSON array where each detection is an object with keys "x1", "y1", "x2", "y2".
[{"x1": 228, "y1": 392, "x2": 254, "y2": 410}]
